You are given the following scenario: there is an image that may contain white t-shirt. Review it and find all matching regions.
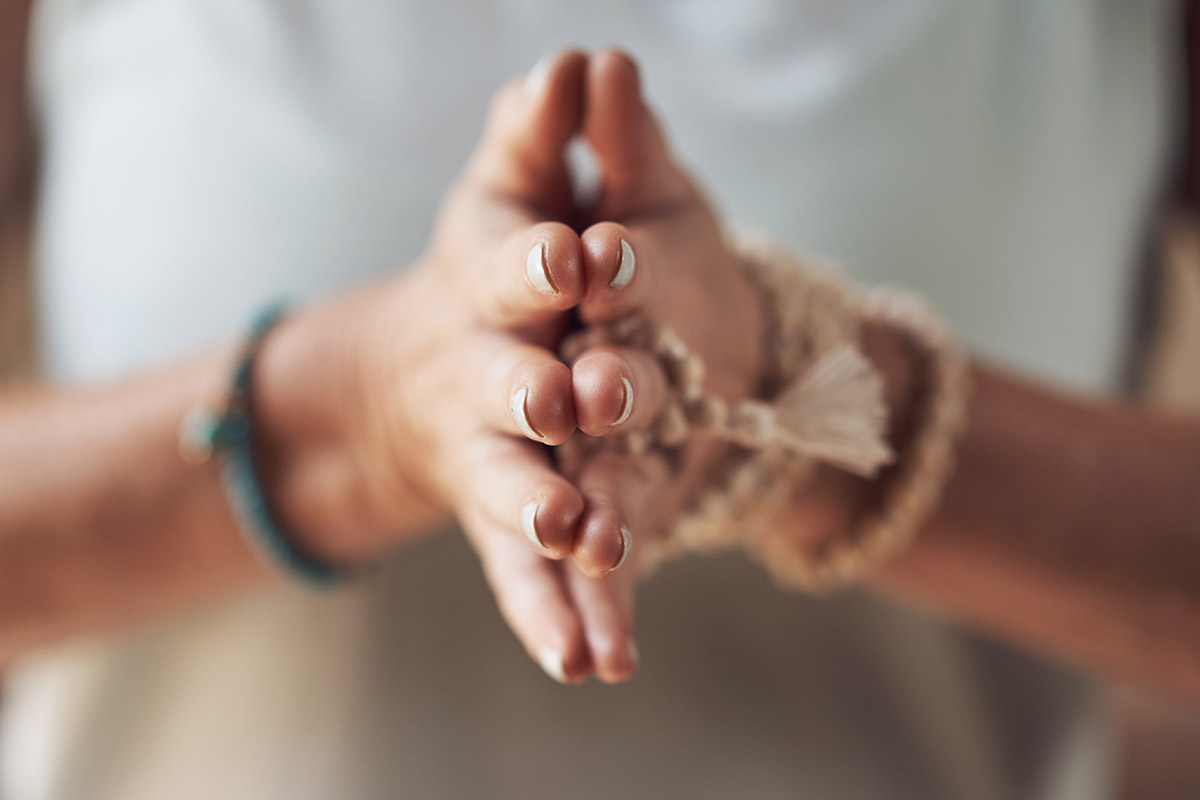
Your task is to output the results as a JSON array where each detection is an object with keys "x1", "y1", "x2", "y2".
[{"x1": 2, "y1": 1, "x2": 1178, "y2": 797}]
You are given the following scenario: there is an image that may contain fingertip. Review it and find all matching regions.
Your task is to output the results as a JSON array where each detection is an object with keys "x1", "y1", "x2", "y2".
[
  {"x1": 587, "y1": 48, "x2": 645, "y2": 140},
  {"x1": 590, "y1": 47, "x2": 642, "y2": 95},
  {"x1": 524, "y1": 52, "x2": 557, "y2": 98},
  {"x1": 527, "y1": 49, "x2": 589, "y2": 159},
  {"x1": 575, "y1": 504, "x2": 629, "y2": 578},
  {"x1": 523, "y1": 479, "x2": 585, "y2": 558},
  {"x1": 483, "y1": 223, "x2": 584, "y2": 326},
  {"x1": 593, "y1": 634, "x2": 639, "y2": 685},
  {"x1": 521, "y1": 223, "x2": 585, "y2": 309},
  {"x1": 472, "y1": 50, "x2": 588, "y2": 214},
  {"x1": 613, "y1": 239, "x2": 636, "y2": 289},
  {"x1": 524, "y1": 241, "x2": 555, "y2": 295},
  {"x1": 464, "y1": 512, "x2": 594, "y2": 686},
  {"x1": 585, "y1": 49, "x2": 688, "y2": 217},
  {"x1": 537, "y1": 642, "x2": 592, "y2": 684},
  {"x1": 511, "y1": 357, "x2": 575, "y2": 444},
  {"x1": 526, "y1": 48, "x2": 589, "y2": 98},
  {"x1": 533, "y1": 612, "x2": 592, "y2": 684},
  {"x1": 536, "y1": 645, "x2": 568, "y2": 682},
  {"x1": 580, "y1": 222, "x2": 640, "y2": 316},
  {"x1": 561, "y1": 644, "x2": 592, "y2": 684},
  {"x1": 572, "y1": 346, "x2": 668, "y2": 437},
  {"x1": 614, "y1": 523, "x2": 632, "y2": 573},
  {"x1": 571, "y1": 350, "x2": 629, "y2": 437},
  {"x1": 566, "y1": 558, "x2": 638, "y2": 683}
]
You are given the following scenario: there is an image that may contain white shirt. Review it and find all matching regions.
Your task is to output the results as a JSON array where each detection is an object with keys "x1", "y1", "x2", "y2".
[{"x1": 3, "y1": 1, "x2": 1177, "y2": 797}]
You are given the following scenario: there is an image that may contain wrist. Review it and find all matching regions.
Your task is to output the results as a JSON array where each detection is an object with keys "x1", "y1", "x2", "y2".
[
  {"x1": 782, "y1": 321, "x2": 922, "y2": 554},
  {"x1": 860, "y1": 321, "x2": 921, "y2": 454},
  {"x1": 252, "y1": 279, "x2": 448, "y2": 567},
  {"x1": 792, "y1": 313, "x2": 968, "y2": 581}
]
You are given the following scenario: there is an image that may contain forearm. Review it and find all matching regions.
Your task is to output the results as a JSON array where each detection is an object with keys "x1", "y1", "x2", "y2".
[
  {"x1": 0, "y1": 288, "x2": 447, "y2": 664},
  {"x1": 872, "y1": 361, "x2": 1200, "y2": 703},
  {"x1": 0, "y1": 351, "x2": 260, "y2": 661}
]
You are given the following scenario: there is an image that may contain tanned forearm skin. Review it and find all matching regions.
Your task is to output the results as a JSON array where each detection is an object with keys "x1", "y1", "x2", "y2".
[
  {"x1": 780, "y1": 332, "x2": 1200, "y2": 705},
  {"x1": 0, "y1": 0, "x2": 276, "y2": 661},
  {"x1": 778, "y1": 327, "x2": 1200, "y2": 706},
  {"x1": 877, "y1": 364, "x2": 1200, "y2": 705},
  {"x1": 0, "y1": 291, "x2": 447, "y2": 666},
  {"x1": 0, "y1": 351, "x2": 261, "y2": 661}
]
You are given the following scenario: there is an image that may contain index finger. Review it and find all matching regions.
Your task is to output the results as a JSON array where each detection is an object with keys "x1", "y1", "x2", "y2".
[{"x1": 464, "y1": 220, "x2": 587, "y2": 328}]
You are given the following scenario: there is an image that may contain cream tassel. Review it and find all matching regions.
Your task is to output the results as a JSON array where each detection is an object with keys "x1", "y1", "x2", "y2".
[{"x1": 733, "y1": 345, "x2": 894, "y2": 477}]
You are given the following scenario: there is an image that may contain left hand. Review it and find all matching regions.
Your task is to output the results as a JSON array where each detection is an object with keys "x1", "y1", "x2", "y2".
[{"x1": 539, "y1": 50, "x2": 769, "y2": 671}]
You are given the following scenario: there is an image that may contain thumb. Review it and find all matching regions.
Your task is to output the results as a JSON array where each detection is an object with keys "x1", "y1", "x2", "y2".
[
  {"x1": 467, "y1": 49, "x2": 588, "y2": 220},
  {"x1": 584, "y1": 49, "x2": 693, "y2": 219}
]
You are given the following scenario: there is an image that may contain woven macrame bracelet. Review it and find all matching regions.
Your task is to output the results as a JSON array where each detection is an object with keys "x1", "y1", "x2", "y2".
[
  {"x1": 734, "y1": 233, "x2": 971, "y2": 592},
  {"x1": 576, "y1": 230, "x2": 971, "y2": 593}
]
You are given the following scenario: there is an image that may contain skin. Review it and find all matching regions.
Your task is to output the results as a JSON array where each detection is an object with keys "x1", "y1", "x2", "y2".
[
  {"x1": 0, "y1": 51, "x2": 644, "y2": 683},
  {"x1": 0, "y1": 6, "x2": 1197, "y2": 715},
  {"x1": 566, "y1": 51, "x2": 1200, "y2": 706}
]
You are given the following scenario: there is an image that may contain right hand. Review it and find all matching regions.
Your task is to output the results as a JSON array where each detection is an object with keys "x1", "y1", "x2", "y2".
[{"x1": 259, "y1": 51, "x2": 642, "y2": 683}]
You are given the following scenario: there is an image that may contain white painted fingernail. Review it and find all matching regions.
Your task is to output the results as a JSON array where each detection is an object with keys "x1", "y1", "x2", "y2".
[
  {"x1": 510, "y1": 386, "x2": 543, "y2": 439},
  {"x1": 610, "y1": 239, "x2": 635, "y2": 288},
  {"x1": 538, "y1": 646, "x2": 567, "y2": 683},
  {"x1": 525, "y1": 52, "x2": 556, "y2": 96},
  {"x1": 525, "y1": 242, "x2": 555, "y2": 295},
  {"x1": 612, "y1": 524, "x2": 632, "y2": 572},
  {"x1": 612, "y1": 377, "x2": 634, "y2": 426},
  {"x1": 521, "y1": 501, "x2": 544, "y2": 549}
]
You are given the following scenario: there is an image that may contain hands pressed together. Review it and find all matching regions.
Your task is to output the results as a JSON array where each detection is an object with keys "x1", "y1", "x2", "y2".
[
  {"x1": 268, "y1": 50, "x2": 767, "y2": 684},
  {"x1": 5, "y1": 28, "x2": 1198, "y2": 712},
  {"x1": 242, "y1": 43, "x2": 1200, "y2": 709}
]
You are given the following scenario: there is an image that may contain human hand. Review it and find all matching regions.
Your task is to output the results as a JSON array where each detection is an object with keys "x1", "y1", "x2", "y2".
[
  {"x1": 262, "y1": 51, "x2": 762, "y2": 685},
  {"x1": 269, "y1": 52, "x2": 649, "y2": 683},
  {"x1": 546, "y1": 50, "x2": 769, "y2": 606},
  {"x1": 564, "y1": 52, "x2": 923, "y2": 586},
  {"x1": 426, "y1": 51, "x2": 769, "y2": 682}
]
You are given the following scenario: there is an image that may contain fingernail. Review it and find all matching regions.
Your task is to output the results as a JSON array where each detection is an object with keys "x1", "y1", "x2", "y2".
[
  {"x1": 521, "y1": 501, "x2": 544, "y2": 549},
  {"x1": 610, "y1": 239, "x2": 635, "y2": 288},
  {"x1": 525, "y1": 242, "x2": 556, "y2": 295},
  {"x1": 510, "y1": 386, "x2": 543, "y2": 439},
  {"x1": 525, "y1": 52, "x2": 556, "y2": 96},
  {"x1": 612, "y1": 524, "x2": 632, "y2": 572},
  {"x1": 612, "y1": 377, "x2": 634, "y2": 427},
  {"x1": 628, "y1": 639, "x2": 640, "y2": 669},
  {"x1": 538, "y1": 645, "x2": 568, "y2": 683}
]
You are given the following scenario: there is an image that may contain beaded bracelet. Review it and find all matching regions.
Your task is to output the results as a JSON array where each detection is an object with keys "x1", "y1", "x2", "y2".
[
  {"x1": 575, "y1": 230, "x2": 970, "y2": 592},
  {"x1": 179, "y1": 304, "x2": 346, "y2": 587}
]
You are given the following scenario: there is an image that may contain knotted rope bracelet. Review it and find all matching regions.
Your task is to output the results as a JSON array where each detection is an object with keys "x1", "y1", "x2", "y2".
[{"x1": 563, "y1": 230, "x2": 971, "y2": 593}]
